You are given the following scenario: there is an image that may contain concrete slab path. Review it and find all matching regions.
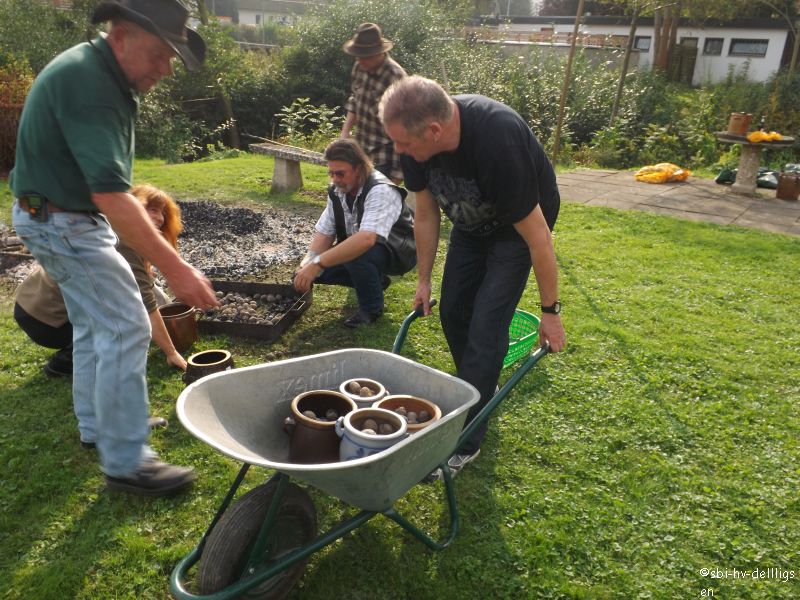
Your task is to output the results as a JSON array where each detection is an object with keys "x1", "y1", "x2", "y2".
[{"x1": 557, "y1": 169, "x2": 800, "y2": 237}]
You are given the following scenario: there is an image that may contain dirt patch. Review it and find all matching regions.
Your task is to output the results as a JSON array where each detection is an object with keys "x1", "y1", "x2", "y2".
[{"x1": 1, "y1": 199, "x2": 317, "y2": 286}]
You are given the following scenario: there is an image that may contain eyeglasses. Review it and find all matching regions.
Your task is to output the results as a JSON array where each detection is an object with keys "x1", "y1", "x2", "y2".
[{"x1": 327, "y1": 169, "x2": 349, "y2": 178}]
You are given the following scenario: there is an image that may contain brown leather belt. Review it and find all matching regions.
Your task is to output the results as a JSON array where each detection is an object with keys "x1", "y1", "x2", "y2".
[{"x1": 18, "y1": 197, "x2": 66, "y2": 213}]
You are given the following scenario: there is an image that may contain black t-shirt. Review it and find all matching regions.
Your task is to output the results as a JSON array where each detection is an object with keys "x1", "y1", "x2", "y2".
[{"x1": 401, "y1": 95, "x2": 560, "y2": 234}]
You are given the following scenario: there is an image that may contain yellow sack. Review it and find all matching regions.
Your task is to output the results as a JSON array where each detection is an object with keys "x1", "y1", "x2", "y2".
[
  {"x1": 747, "y1": 130, "x2": 770, "y2": 143},
  {"x1": 746, "y1": 130, "x2": 782, "y2": 143},
  {"x1": 634, "y1": 163, "x2": 691, "y2": 184}
]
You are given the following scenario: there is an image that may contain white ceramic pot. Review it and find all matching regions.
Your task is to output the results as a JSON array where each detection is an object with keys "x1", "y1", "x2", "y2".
[
  {"x1": 339, "y1": 377, "x2": 388, "y2": 408},
  {"x1": 335, "y1": 407, "x2": 407, "y2": 461}
]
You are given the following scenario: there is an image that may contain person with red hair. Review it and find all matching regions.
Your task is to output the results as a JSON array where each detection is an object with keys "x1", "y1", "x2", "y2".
[{"x1": 14, "y1": 184, "x2": 189, "y2": 376}]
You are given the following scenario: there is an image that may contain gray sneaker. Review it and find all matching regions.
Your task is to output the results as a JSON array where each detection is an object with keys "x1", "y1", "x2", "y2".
[
  {"x1": 106, "y1": 458, "x2": 196, "y2": 497},
  {"x1": 422, "y1": 449, "x2": 481, "y2": 483},
  {"x1": 446, "y1": 449, "x2": 481, "y2": 475}
]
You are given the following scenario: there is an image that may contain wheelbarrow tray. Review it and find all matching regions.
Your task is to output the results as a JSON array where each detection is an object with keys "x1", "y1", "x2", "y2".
[{"x1": 177, "y1": 348, "x2": 479, "y2": 511}]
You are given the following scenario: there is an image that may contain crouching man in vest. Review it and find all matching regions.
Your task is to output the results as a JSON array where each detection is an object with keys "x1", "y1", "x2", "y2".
[{"x1": 294, "y1": 138, "x2": 416, "y2": 328}]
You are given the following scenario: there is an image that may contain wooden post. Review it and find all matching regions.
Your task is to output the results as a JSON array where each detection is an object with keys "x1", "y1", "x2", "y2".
[
  {"x1": 790, "y1": 23, "x2": 800, "y2": 76},
  {"x1": 551, "y1": 0, "x2": 585, "y2": 166},
  {"x1": 610, "y1": 8, "x2": 639, "y2": 127}
]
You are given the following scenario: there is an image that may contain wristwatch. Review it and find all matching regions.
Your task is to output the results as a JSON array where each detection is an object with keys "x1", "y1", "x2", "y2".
[
  {"x1": 311, "y1": 254, "x2": 325, "y2": 271},
  {"x1": 541, "y1": 300, "x2": 561, "y2": 315}
]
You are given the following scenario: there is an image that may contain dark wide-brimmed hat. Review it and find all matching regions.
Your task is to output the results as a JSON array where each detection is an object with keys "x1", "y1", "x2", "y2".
[
  {"x1": 343, "y1": 23, "x2": 393, "y2": 57},
  {"x1": 92, "y1": 0, "x2": 206, "y2": 72}
]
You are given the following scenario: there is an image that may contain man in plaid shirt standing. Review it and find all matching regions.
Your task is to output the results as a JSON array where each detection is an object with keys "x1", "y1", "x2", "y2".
[{"x1": 341, "y1": 23, "x2": 407, "y2": 183}]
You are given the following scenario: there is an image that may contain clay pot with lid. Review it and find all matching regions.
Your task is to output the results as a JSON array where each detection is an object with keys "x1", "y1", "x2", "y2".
[{"x1": 283, "y1": 390, "x2": 357, "y2": 464}]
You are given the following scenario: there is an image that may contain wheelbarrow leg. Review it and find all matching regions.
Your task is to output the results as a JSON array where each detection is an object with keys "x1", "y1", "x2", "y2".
[{"x1": 382, "y1": 465, "x2": 460, "y2": 551}]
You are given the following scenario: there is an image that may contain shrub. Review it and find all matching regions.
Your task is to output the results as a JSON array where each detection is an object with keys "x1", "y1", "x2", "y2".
[
  {"x1": 284, "y1": 0, "x2": 457, "y2": 111},
  {"x1": 0, "y1": 55, "x2": 33, "y2": 105},
  {"x1": 137, "y1": 22, "x2": 289, "y2": 159},
  {"x1": 0, "y1": 0, "x2": 88, "y2": 73},
  {"x1": 274, "y1": 97, "x2": 343, "y2": 152},
  {"x1": 0, "y1": 55, "x2": 34, "y2": 169},
  {"x1": 135, "y1": 86, "x2": 199, "y2": 163}
]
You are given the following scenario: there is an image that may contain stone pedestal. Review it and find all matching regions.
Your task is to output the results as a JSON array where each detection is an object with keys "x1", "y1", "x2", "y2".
[
  {"x1": 731, "y1": 145, "x2": 762, "y2": 195},
  {"x1": 272, "y1": 157, "x2": 303, "y2": 193}
]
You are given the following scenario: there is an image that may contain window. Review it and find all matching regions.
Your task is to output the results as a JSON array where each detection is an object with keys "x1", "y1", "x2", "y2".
[
  {"x1": 634, "y1": 36, "x2": 651, "y2": 51},
  {"x1": 703, "y1": 38, "x2": 724, "y2": 56},
  {"x1": 681, "y1": 37, "x2": 699, "y2": 48},
  {"x1": 255, "y1": 14, "x2": 261, "y2": 25},
  {"x1": 729, "y1": 39, "x2": 768, "y2": 57}
]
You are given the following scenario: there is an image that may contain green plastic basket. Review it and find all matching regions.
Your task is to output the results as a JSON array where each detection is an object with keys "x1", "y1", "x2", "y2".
[{"x1": 502, "y1": 310, "x2": 540, "y2": 368}]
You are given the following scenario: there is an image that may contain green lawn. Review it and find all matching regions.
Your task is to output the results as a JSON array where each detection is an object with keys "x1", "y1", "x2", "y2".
[{"x1": 1, "y1": 155, "x2": 799, "y2": 599}]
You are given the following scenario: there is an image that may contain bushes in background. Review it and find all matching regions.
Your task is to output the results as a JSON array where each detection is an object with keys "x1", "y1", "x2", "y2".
[{"x1": 1, "y1": 0, "x2": 799, "y2": 169}]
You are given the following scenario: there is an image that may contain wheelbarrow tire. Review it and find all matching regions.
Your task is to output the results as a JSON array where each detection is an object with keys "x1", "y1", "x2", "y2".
[{"x1": 196, "y1": 480, "x2": 317, "y2": 599}]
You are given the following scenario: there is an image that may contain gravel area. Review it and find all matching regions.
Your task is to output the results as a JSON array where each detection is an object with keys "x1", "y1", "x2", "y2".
[
  {"x1": 176, "y1": 199, "x2": 315, "y2": 281},
  {"x1": 1, "y1": 199, "x2": 317, "y2": 287}
]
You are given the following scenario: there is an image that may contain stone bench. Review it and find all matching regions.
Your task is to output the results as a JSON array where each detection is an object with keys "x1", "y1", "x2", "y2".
[{"x1": 250, "y1": 141, "x2": 326, "y2": 193}]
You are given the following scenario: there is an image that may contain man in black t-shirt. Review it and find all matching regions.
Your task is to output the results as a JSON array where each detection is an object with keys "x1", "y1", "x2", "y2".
[{"x1": 379, "y1": 76, "x2": 566, "y2": 478}]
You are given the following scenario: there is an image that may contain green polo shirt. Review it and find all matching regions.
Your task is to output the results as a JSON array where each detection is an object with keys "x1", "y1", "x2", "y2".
[{"x1": 10, "y1": 35, "x2": 139, "y2": 211}]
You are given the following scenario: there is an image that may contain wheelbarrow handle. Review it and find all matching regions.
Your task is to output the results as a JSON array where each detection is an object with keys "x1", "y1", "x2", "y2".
[{"x1": 392, "y1": 299, "x2": 437, "y2": 355}]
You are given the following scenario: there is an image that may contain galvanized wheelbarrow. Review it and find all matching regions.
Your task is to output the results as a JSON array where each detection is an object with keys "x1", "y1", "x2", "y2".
[{"x1": 170, "y1": 305, "x2": 549, "y2": 599}]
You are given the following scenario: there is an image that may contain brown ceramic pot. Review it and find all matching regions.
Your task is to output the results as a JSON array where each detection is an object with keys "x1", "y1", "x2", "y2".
[
  {"x1": 283, "y1": 390, "x2": 357, "y2": 463},
  {"x1": 727, "y1": 112, "x2": 752, "y2": 137},
  {"x1": 183, "y1": 349, "x2": 234, "y2": 385},
  {"x1": 159, "y1": 302, "x2": 198, "y2": 353},
  {"x1": 372, "y1": 394, "x2": 442, "y2": 433}
]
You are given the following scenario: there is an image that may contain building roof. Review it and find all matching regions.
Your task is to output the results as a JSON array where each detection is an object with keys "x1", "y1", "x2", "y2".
[
  {"x1": 236, "y1": 0, "x2": 310, "y2": 14},
  {"x1": 471, "y1": 15, "x2": 791, "y2": 31}
]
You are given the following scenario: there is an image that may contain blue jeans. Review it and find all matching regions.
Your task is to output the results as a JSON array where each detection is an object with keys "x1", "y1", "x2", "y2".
[
  {"x1": 440, "y1": 226, "x2": 531, "y2": 454},
  {"x1": 315, "y1": 243, "x2": 391, "y2": 314},
  {"x1": 12, "y1": 202, "x2": 153, "y2": 477}
]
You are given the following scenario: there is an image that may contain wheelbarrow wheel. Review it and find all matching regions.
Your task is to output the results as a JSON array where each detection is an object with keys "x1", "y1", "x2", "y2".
[{"x1": 196, "y1": 480, "x2": 317, "y2": 599}]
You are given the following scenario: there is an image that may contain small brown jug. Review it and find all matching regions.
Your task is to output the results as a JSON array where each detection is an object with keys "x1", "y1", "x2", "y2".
[
  {"x1": 159, "y1": 302, "x2": 198, "y2": 353},
  {"x1": 283, "y1": 390, "x2": 357, "y2": 464},
  {"x1": 727, "y1": 112, "x2": 752, "y2": 137}
]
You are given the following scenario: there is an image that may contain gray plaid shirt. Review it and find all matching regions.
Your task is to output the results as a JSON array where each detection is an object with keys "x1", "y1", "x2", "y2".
[{"x1": 345, "y1": 55, "x2": 407, "y2": 180}]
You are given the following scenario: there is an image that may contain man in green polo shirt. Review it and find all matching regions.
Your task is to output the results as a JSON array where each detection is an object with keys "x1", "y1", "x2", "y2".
[{"x1": 10, "y1": 0, "x2": 218, "y2": 497}]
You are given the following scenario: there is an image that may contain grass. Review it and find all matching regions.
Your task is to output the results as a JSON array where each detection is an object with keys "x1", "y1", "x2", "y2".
[{"x1": 1, "y1": 154, "x2": 799, "y2": 599}]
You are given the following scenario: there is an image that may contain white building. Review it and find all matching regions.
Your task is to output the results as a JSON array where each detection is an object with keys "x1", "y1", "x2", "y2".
[
  {"x1": 472, "y1": 15, "x2": 793, "y2": 86},
  {"x1": 237, "y1": 0, "x2": 309, "y2": 27}
]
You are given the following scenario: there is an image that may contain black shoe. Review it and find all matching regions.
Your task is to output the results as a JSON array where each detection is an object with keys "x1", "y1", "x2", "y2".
[
  {"x1": 106, "y1": 458, "x2": 196, "y2": 497},
  {"x1": 343, "y1": 309, "x2": 382, "y2": 328},
  {"x1": 43, "y1": 347, "x2": 73, "y2": 378},
  {"x1": 80, "y1": 416, "x2": 169, "y2": 450},
  {"x1": 381, "y1": 275, "x2": 392, "y2": 291}
]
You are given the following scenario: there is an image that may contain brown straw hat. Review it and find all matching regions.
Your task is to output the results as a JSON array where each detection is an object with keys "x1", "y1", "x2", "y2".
[
  {"x1": 92, "y1": 0, "x2": 206, "y2": 72},
  {"x1": 343, "y1": 23, "x2": 393, "y2": 57}
]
